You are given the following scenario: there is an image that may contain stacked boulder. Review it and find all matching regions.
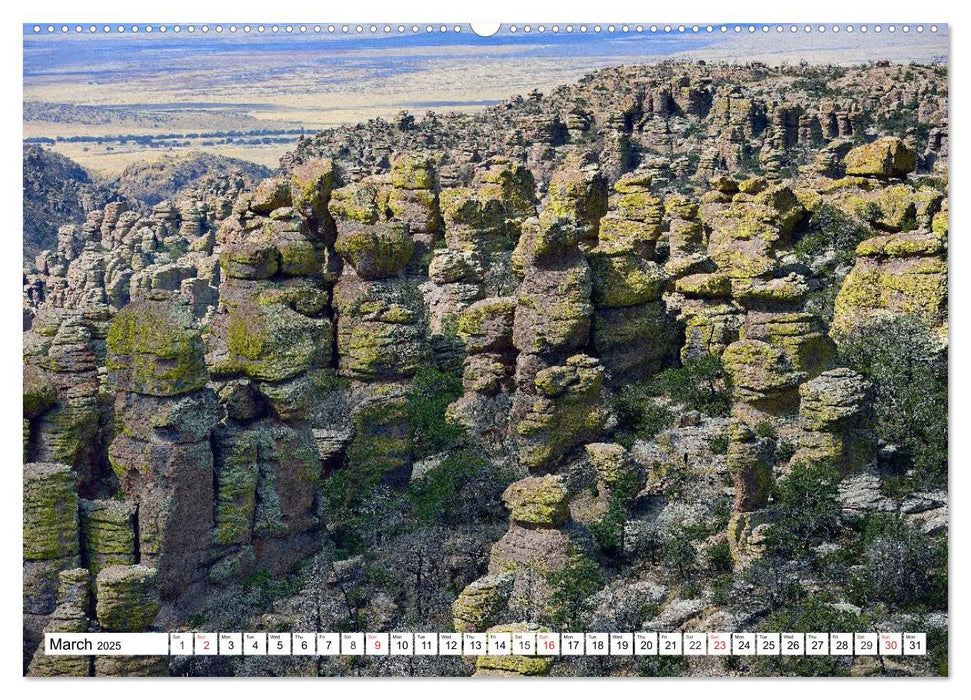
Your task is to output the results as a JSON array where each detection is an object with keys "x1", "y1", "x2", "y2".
[
  {"x1": 725, "y1": 423, "x2": 775, "y2": 566},
  {"x1": 446, "y1": 296, "x2": 518, "y2": 447},
  {"x1": 487, "y1": 475, "x2": 576, "y2": 620},
  {"x1": 793, "y1": 368, "x2": 877, "y2": 474},
  {"x1": 387, "y1": 152, "x2": 442, "y2": 272},
  {"x1": 79, "y1": 499, "x2": 137, "y2": 577},
  {"x1": 424, "y1": 157, "x2": 535, "y2": 366},
  {"x1": 23, "y1": 310, "x2": 105, "y2": 493},
  {"x1": 830, "y1": 139, "x2": 946, "y2": 340},
  {"x1": 666, "y1": 188, "x2": 743, "y2": 362},
  {"x1": 23, "y1": 462, "x2": 81, "y2": 663},
  {"x1": 206, "y1": 163, "x2": 337, "y2": 580},
  {"x1": 93, "y1": 565, "x2": 166, "y2": 675},
  {"x1": 330, "y1": 163, "x2": 431, "y2": 490},
  {"x1": 589, "y1": 172, "x2": 677, "y2": 380},
  {"x1": 106, "y1": 294, "x2": 218, "y2": 600},
  {"x1": 26, "y1": 568, "x2": 91, "y2": 676},
  {"x1": 510, "y1": 158, "x2": 608, "y2": 472}
]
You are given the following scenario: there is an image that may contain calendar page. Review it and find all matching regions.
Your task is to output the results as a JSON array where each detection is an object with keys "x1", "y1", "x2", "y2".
[{"x1": 21, "y1": 15, "x2": 949, "y2": 680}]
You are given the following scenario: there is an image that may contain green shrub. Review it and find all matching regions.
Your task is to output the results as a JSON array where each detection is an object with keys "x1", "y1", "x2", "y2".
[
  {"x1": 588, "y1": 471, "x2": 641, "y2": 556},
  {"x1": 614, "y1": 386, "x2": 673, "y2": 448},
  {"x1": 838, "y1": 315, "x2": 947, "y2": 487},
  {"x1": 793, "y1": 203, "x2": 871, "y2": 267},
  {"x1": 662, "y1": 533, "x2": 698, "y2": 582},
  {"x1": 407, "y1": 367, "x2": 465, "y2": 458},
  {"x1": 708, "y1": 434, "x2": 730, "y2": 455},
  {"x1": 775, "y1": 439, "x2": 796, "y2": 464},
  {"x1": 543, "y1": 555, "x2": 605, "y2": 629},
  {"x1": 754, "y1": 593, "x2": 861, "y2": 676},
  {"x1": 648, "y1": 354, "x2": 732, "y2": 416},
  {"x1": 764, "y1": 460, "x2": 842, "y2": 557},
  {"x1": 613, "y1": 355, "x2": 730, "y2": 447},
  {"x1": 707, "y1": 540, "x2": 733, "y2": 574},
  {"x1": 754, "y1": 420, "x2": 777, "y2": 439},
  {"x1": 847, "y1": 514, "x2": 947, "y2": 611},
  {"x1": 407, "y1": 449, "x2": 509, "y2": 526}
]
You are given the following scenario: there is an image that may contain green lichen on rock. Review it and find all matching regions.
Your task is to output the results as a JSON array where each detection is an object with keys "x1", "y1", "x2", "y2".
[
  {"x1": 676, "y1": 272, "x2": 732, "y2": 299},
  {"x1": 107, "y1": 298, "x2": 208, "y2": 397},
  {"x1": 516, "y1": 355, "x2": 607, "y2": 471},
  {"x1": 250, "y1": 177, "x2": 293, "y2": 215},
  {"x1": 328, "y1": 181, "x2": 381, "y2": 224},
  {"x1": 722, "y1": 339, "x2": 804, "y2": 403},
  {"x1": 588, "y1": 252, "x2": 666, "y2": 308},
  {"x1": 390, "y1": 153, "x2": 437, "y2": 190},
  {"x1": 451, "y1": 572, "x2": 514, "y2": 633},
  {"x1": 289, "y1": 158, "x2": 336, "y2": 221},
  {"x1": 727, "y1": 423, "x2": 773, "y2": 512},
  {"x1": 219, "y1": 241, "x2": 280, "y2": 280},
  {"x1": 502, "y1": 475, "x2": 569, "y2": 528},
  {"x1": 95, "y1": 564, "x2": 160, "y2": 632},
  {"x1": 24, "y1": 462, "x2": 79, "y2": 561},
  {"x1": 23, "y1": 363, "x2": 57, "y2": 419},
  {"x1": 210, "y1": 301, "x2": 331, "y2": 382},
  {"x1": 584, "y1": 442, "x2": 633, "y2": 486},
  {"x1": 346, "y1": 394, "x2": 412, "y2": 489},
  {"x1": 335, "y1": 221, "x2": 414, "y2": 279},
  {"x1": 212, "y1": 430, "x2": 260, "y2": 546},
  {"x1": 80, "y1": 499, "x2": 136, "y2": 575},
  {"x1": 456, "y1": 297, "x2": 516, "y2": 352},
  {"x1": 844, "y1": 136, "x2": 916, "y2": 178}
]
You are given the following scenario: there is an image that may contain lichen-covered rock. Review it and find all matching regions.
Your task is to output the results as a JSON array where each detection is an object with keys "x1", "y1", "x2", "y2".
[
  {"x1": 390, "y1": 153, "x2": 437, "y2": 190},
  {"x1": 722, "y1": 339, "x2": 804, "y2": 414},
  {"x1": 23, "y1": 363, "x2": 57, "y2": 419},
  {"x1": 95, "y1": 564, "x2": 160, "y2": 632},
  {"x1": 207, "y1": 300, "x2": 332, "y2": 382},
  {"x1": 80, "y1": 499, "x2": 136, "y2": 575},
  {"x1": 728, "y1": 509, "x2": 775, "y2": 567},
  {"x1": 502, "y1": 475, "x2": 569, "y2": 528},
  {"x1": 346, "y1": 391, "x2": 412, "y2": 489},
  {"x1": 106, "y1": 296, "x2": 208, "y2": 397},
  {"x1": 726, "y1": 423, "x2": 773, "y2": 512},
  {"x1": 335, "y1": 221, "x2": 414, "y2": 280},
  {"x1": 514, "y1": 355, "x2": 607, "y2": 472},
  {"x1": 474, "y1": 623, "x2": 554, "y2": 676},
  {"x1": 333, "y1": 276, "x2": 431, "y2": 380},
  {"x1": 541, "y1": 162, "x2": 608, "y2": 241},
  {"x1": 26, "y1": 568, "x2": 91, "y2": 677},
  {"x1": 250, "y1": 177, "x2": 293, "y2": 215},
  {"x1": 588, "y1": 252, "x2": 666, "y2": 308},
  {"x1": 592, "y1": 301, "x2": 678, "y2": 379},
  {"x1": 457, "y1": 297, "x2": 516, "y2": 353},
  {"x1": 798, "y1": 368, "x2": 871, "y2": 432},
  {"x1": 679, "y1": 301, "x2": 743, "y2": 361},
  {"x1": 832, "y1": 229, "x2": 947, "y2": 339},
  {"x1": 584, "y1": 442, "x2": 638, "y2": 488},
  {"x1": 676, "y1": 273, "x2": 732, "y2": 299},
  {"x1": 844, "y1": 136, "x2": 916, "y2": 178},
  {"x1": 512, "y1": 254, "x2": 592, "y2": 355},
  {"x1": 706, "y1": 186, "x2": 804, "y2": 278},
  {"x1": 794, "y1": 368, "x2": 877, "y2": 473},
  {"x1": 743, "y1": 311, "x2": 835, "y2": 378},
  {"x1": 289, "y1": 158, "x2": 337, "y2": 229},
  {"x1": 451, "y1": 572, "x2": 514, "y2": 633},
  {"x1": 23, "y1": 462, "x2": 79, "y2": 562}
]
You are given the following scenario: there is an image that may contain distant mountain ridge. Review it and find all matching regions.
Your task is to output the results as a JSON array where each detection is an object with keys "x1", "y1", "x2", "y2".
[{"x1": 22, "y1": 147, "x2": 272, "y2": 262}]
